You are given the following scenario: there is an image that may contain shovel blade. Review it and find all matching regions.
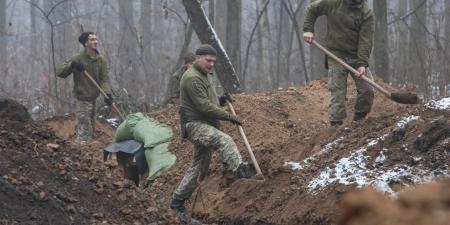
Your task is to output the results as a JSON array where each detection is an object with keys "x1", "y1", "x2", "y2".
[{"x1": 390, "y1": 92, "x2": 419, "y2": 104}]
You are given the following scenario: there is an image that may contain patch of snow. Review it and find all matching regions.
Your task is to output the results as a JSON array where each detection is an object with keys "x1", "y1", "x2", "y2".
[
  {"x1": 284, "y1": 162, "x2": 304, "y2": 170},
  {"x1": 425, "y1": 97, "x2": 450, "y2": 110},
  {"x1": 374, "y1": 148, "x2": 388, "y2": 164},
  {"x1": 284, "y1": 137, "x2": 344, "y2": 170},
  {"x1": 106, "y1": 118, "x2": 119, "y2": 127},
  {"x1": 308, "y1": 148, "x2": 369, "y2": 190},
  {"x1": 308, "y1": 144, "x2": 450, "y2": 195},
  {"x1": 395, "y1": 115, "x2": 420, "y2": 129},
  {"x1": 367, "y1": 134, "x2": 389, "y2": 147}
]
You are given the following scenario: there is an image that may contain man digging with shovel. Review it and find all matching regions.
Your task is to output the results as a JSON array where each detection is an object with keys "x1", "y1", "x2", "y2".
[
  {"x1": 56, "y1": 32, "x2": 113, "y2": 144},
  {"x1": 303, "y1": 0, "x2": 375, "y2": 126},
  {"x1": 170, "y1": 44, "x2": 253, "y2": 223}
]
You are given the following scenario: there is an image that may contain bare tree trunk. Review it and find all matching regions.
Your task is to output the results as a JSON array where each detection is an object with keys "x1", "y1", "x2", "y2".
[
  {"x1": 140, "y1": 0, "x2": 153, "y2": 103},
  {"x1": 395, "y1": 0, "x2": 409, "y2": 84},
  {"x1": 226, "y1": 0, "x2": 242, "y2": 80},
  {"x1": 214, "y1": 0, "x2": 227, "y2": 42},
  {"x1": 182, "y1": 0, "x2": 241, "y2": 92},
  {"x1": 118, "y1": 0, "x2": 140, "y2": 99},
  {"x1": 282, "y1": 0, "x2": 309, "y2": 84},
  {"x1": 373, "y1": 0, "x2": 389, "y2": 82},
  {"x1": 171, "y1": 22, "x2": 194, "y2": 75},
  {"x1": 443, "y1": 0, "x2": 450, "y2": 96},
  {"x1": 242, "y1": 0, "x2": 270, "y2": 90},
  {"x1": 409, "y1": 0, "x2": 428, "y2": 99},
  {"x1": 0, "y1": 0, "x2": 7, "y2": 79},
  {"x1": 309, "y1": 0, "x2": 327, "y2": 80},
  {"x1": 255, "y1": 0, "x2": 264, "y2": 90},
  {"x1": 274, "y1": 2, "x2": 284, "y2": 88},
  {"x1": 208, "y1": 0, "x2": 215, "y2": 27}
]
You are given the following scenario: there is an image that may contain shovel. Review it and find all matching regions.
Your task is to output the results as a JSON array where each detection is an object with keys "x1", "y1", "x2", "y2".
[
  {"x1": 226, "y1": 101, "x2": 265, "y2": 181},
  {"x1": 311, "y1": 40, "x2": 419, "y2": 104},
  {"x1": 83, "y1": 70, "x2": 126, "y2": 120}
]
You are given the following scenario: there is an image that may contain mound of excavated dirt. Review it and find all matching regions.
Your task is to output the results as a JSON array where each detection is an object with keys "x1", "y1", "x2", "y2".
[
  {"x1": 1, "y1": 77, "x2": 449, "y2": 225},
  {"x1": 0, "y1": 100, "x2": 180, "y2": 225},
  {"x1": 339, "y1": 181, "x2": 450, "y2": 225},
  {"x1": 0, "y1": 98, "x2": 30, "y2": 122}
]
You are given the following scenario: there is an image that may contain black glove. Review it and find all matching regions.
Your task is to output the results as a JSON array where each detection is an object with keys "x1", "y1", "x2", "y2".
[
  {"x1": 228, "y1": 114, "x2": 242, "y2": 126},
  {"x1": 71, "y1": 61, "x2": 85, "y2": 72},
  {"x1": 219, "y1": 93, "x2": 233, "y2": 106},
  {"x1": 104, "y1": 94, "x2": 113, "y2": 106}
]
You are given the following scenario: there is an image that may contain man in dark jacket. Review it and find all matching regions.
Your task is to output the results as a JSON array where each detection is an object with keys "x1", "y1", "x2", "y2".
[
  {"x1": 165, "y1": 52, "x2": 195, "y2": 104},
  {"x1": 56, "y1": 32, "x2": 113, "y2": 144},
  {"x1": 170, "y1": 44, "x2": 252, "y2": 215},
  {"x1": 303, "y1": 0, "x2": 375, "y2": 125}
]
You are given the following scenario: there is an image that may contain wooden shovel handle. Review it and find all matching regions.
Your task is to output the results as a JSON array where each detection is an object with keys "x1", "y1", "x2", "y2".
[
  {"x1": 226, "y1": 101, "x2": 263, "y2": 177},
  {"x1": 311, "y1": 40, "x2": 392, "y2": 98},
  {"x1": 83, "y1": 71, "x2": 125, "y2": 121}
]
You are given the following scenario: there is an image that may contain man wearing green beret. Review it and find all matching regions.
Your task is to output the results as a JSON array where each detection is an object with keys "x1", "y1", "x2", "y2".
[
  {"x1": 170, "y1": 44, "x2": 252, "y2": 215},
  {"x1": 303, "y1": 0, "x2": 375, "y2": 126},
  {"x1": 56, "y1": 32, "x2": 113, "y2": 144},
  {"x1": 164, "y1": 52, "x2": 195, "y2": 105}
]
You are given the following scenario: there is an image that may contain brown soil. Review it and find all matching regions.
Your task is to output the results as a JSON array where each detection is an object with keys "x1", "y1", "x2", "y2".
[
  {"x1": 0, "y1": 76, "x2": 449, "y2": 225},
  {"x1": 339, "y1": 181, "x2": 450, "y2": 225}
]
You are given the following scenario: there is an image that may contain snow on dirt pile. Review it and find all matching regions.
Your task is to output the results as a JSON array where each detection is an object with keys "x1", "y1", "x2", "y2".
[
  {"x1": 287, "y1": 113, "x2": 449, "y2": 196},
  {"x1": 2, "y1": 79, "x2": 449, "y2": 225},
  {"x1": 151, "y1": 78, "x2": 449, "y2": 225}
]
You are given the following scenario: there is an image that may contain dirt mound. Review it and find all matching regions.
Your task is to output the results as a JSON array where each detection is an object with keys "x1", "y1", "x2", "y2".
[
  {"x1": 1, "y1": 78, "x2": 449, "y2": 225},
  {"x1": 0, "y1": 100, "x2": 180, "y2": 224},
  {"x1": 0, "y1": 98, "x2": 30, "y2": 122},
  {"x1": 339, "y1": 181, "x2": 450, "y2": 225}
]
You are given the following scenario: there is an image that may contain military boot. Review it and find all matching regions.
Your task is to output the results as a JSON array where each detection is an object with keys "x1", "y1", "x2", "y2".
[
  {"x1": 353, "y1": 112, "x2": 368, "y2": 121},
  {"x1": 170, "y1": 198, "x2": 186, "y2": 212},
  {"x1": 330, "y1": 121, "x2": 343, "y2": 126},
  {"x1": 235, "y1": 163, "x2": 252, "y2": 179}
]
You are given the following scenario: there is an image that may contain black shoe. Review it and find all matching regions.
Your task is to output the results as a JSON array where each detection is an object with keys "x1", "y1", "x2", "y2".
[
  {"x1": 353, "y1": 112, "x2": 368, "y2": 121},
  {"x1": 142, "y1": 179, "x2": 154, "y2": 189},
  {"x1": 330, "y1": 121, "x2": 343, "y2": 126},
  {"x1": 236, "y1": 163, "x2": 252, "y2": 179},
  {"x1": 170, "y1": 198, "x2": 186, "y2": 212}
]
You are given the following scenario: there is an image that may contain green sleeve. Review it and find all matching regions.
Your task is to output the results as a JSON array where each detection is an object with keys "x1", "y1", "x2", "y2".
[
  {"x1": 303, "y1": 0, "x2": 331, "y2": 33},
  {"x1": 357, "y1": 10, "x2": 375, "y2": 67},
  {"x1": 99, "y1": 57, "x2": 112, "y2": 94},
  {"x1": 56, "y1": 59, "x2": 73, "y2": 78},
  {"x1": 186, "y1": 77, "x2": 230, "y2": 121}
]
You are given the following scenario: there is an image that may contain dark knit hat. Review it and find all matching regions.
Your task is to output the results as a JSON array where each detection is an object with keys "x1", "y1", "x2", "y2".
[
  {"x1": 195, "y1": 44, "x2": 217, "y2": 56},
  {"x1": 78, "y1": 31, "x2": 94, "y2": 46},
  {"x1": 184, "y1": 52, "x2": 196, "y2": 64}
]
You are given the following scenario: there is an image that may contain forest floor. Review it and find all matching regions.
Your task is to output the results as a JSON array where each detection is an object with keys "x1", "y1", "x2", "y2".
[{"x1": 0, "y1": 77, "x2": 449, "y2": 225}]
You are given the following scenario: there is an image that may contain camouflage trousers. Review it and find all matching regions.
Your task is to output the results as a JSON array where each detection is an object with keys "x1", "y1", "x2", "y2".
[
  {"x1": 173, "y1": 121, "x2": 243, "y2": 200},
  {"x1": 75, "y1": 99, "x2": 96, "y2": 142},
  {"x1": 328, "y1": 58, "x2": 374, "y2": 122}
]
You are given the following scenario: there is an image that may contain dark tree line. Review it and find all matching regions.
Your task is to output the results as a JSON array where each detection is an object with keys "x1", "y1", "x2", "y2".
[{"x1": 0, "y1": 0, "x2": 448, "y2": 119}]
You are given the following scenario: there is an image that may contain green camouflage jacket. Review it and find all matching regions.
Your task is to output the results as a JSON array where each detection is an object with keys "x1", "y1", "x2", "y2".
[
  {"x1": 179, "y1": 64, "x2": 230, "y2": 127},
  {"x1": 56, "y1": 50, "x2": 112, "y2": 101},
  {"x1": 303, "y1": 0, "x2": 374, "y2": 67}
]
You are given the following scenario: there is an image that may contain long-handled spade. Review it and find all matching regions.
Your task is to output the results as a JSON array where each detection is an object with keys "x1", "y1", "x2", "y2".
[
  {"x1": 83, "y1": 70, "x2": 126, "y2": 120},
  {"x1": 226, "y1": 100, "x2": 265, "y2": 181},
  {"x1": 311, "y1": 40, "x2": 419, "y2": 104}
]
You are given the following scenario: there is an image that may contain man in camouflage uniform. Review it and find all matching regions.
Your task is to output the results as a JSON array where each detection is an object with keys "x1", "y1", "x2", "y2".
[
  {"x1": 170, "y1": 44, "x2": 252, "y2": 213},
  {"x1": 303, "y1": 0, "x2": 375, "y2": 126},
  {"x1": 56, "y1": 32, "x2": 113, "y2": 143},
  {"x1": 164, "y1": 52, "x2": 195, "y2": 104}
]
